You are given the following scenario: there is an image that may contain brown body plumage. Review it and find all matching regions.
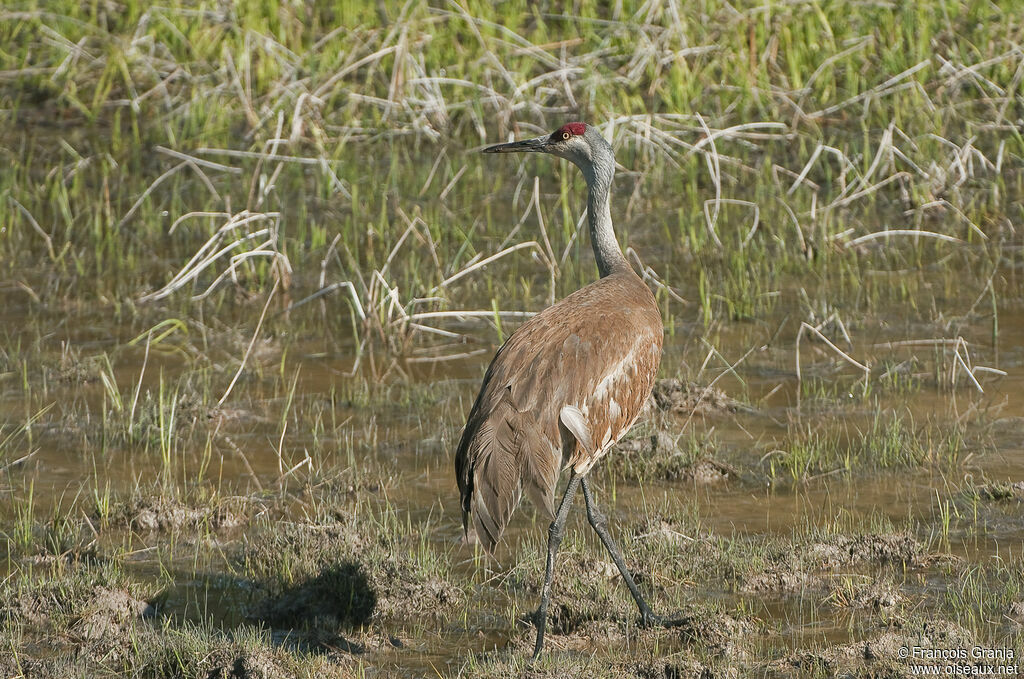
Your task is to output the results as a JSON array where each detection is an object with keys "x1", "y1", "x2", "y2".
[
  {"x1": 455, "y1": 270, "x2": 662, "y2": 550},
  {"x1": 458, "y1": 122, "x2": 673, "y2": 658}
]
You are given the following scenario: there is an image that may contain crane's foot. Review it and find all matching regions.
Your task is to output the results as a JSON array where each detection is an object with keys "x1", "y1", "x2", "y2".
[{"x1": 640, "y1": 608, "x2": 687, "y2": 629}]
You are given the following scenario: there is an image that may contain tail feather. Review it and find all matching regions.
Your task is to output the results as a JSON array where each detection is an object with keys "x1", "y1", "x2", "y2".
[
  {"x1": 519, "y1": 424, "x2": 559, "y2": 519},
  {"x1": 472, "y1": 411, "x2": 520, "y2": 551},
  {"x1": 455, "y1": 389, "x2": 559, "y2": 553}
]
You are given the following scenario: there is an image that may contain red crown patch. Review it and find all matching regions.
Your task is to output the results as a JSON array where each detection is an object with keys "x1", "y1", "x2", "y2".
[{"x1": 557, "y1": 122, "x2": 587, "y2": 137}]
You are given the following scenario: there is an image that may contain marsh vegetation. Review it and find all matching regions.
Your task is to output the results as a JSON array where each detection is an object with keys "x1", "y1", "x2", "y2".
[{"x1": 1, "y1": 0, "x2": 1023, "y2": 676}]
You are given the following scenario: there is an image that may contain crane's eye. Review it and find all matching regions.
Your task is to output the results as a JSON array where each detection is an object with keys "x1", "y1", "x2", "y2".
[{"x1": 561, "y1": 131, "x2": 570, "y2": 140}]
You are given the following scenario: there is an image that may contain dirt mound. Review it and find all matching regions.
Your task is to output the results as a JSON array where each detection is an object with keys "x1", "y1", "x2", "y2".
[
  {"x1": 631, "y1": 515, "x2": 702, "y2": 547},
  {"x1": 196, "y1": 646, "x2": 337, "y2": 679},
  {"x1": 651, "y1": 379, "x2": 746, "y2": 416},
  {"x1": 689, "y1": 458, "x2": 733, "y2": 484},
  {"x1": 563, "y1": 606, "x2": 752, "y2": 655},
  {"x1": 137, "y1": 628, "x2": 358, "y2": 679},
  {"x1": 665, "y1": 609, "x2": 754, "y2": 655},
  {"x1": 613, "y1": 429, "x2": 732, "y2": 483},
  {"x1": 527, "y1": 553, "x2": 627, "y2": 636},
  {"x1": 827, "y1": 581, "x2": 902, "y2": 610},
  {"x1": 2, "y1": 590, "x2": 54, "y2": 627},
  {"x1": 203, "y1": 651, "x2": 283, "y2": 679},
  {"x1": 72, "y1": 585, "x2": 156, "y2": 640},
  {"x1": 515, "y1": 600, "x2": 752, "y2": 661},
  {"x1": 516, "y1": 541, "x2": 750, "y2": 655},
  {"x1": 372, "y1": 558, "x2": 462, "y2": 620},
  {"x1": 804, "y1": 534, "x2": 923, "y2": 568},
  {"x1": 739, "y1": 533, "x2": 922, "y2": 594},
  {"x1": 1, "y1": 580, "x2": 154, "y2": 640},
  {"x1": 628, "y1": 657, "x2": 728, "y2": 679},
  {"x1": 111, "y1": 495, "x2": 251, "y2": 532},
  {"x1": 776, "y1": 619, "x2": 976, "y2": 675},
  {"x1": 974, "y1": 481, "x2": 1024, "y2": 502}
]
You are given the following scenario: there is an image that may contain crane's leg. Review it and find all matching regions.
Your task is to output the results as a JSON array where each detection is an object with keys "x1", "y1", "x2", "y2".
[
  {"x1": 580, "y1": 475, "x2": 665, "y2": 627},
  {"x1": 532, "y1": 472, "x2": 581, "y2": 659}
]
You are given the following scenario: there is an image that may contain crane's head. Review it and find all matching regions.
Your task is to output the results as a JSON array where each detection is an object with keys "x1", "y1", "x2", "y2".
[{"x1": 482, "y1": 123, "x2": 612, "y2": 176}]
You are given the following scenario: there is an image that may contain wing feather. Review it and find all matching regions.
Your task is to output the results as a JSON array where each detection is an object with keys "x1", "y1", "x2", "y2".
[{"x1": 455, "y1": 273, "x2": 662, "y2": 552}]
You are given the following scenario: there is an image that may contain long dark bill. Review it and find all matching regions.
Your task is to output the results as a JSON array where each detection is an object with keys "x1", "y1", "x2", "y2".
[{"x1": 482, "y1": 135, "x2": 550, "y2": 153}]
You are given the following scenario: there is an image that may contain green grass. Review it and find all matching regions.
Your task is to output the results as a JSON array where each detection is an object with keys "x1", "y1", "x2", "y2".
[
  {"x1": 761, "y1": 409, "x2": 976, "y2": 482},
  {"x1": 2, "y1": 1, "x2": 1020, "y2": 320}
]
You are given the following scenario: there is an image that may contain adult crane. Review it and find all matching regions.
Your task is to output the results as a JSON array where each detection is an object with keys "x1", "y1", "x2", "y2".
[{"x1": 455, "y1": 122, "x2": 671, "y2": 657}]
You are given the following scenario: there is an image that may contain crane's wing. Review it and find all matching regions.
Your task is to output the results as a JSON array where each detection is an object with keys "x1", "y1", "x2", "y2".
[{"x1": 455, "y1": 275, "x2": 662, "y2": 552}]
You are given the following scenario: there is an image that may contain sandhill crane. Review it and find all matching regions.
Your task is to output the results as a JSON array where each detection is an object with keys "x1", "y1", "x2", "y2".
[{"x1": 455, "y1": 122, "x2": 670, "y2": 657}]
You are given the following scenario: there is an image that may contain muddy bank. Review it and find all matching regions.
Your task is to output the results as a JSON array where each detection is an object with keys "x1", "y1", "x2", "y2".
[
  {"x1": 611, "y1": 428, "x2": 734, "y2": 484},
  {"x1": 109, "y1": 493, "x2": 254, "y2": 532},
  {"x1": 773, "y1": 619, "x2": 982, "y2": 677},
  {"x1": 651, "y1": 378, "x2": 748, "y2": 417}
]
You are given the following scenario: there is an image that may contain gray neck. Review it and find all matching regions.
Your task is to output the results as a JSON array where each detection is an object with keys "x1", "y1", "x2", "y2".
[{"x1": 580, "y1": 149, "x2": 629, "y2": 278}]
